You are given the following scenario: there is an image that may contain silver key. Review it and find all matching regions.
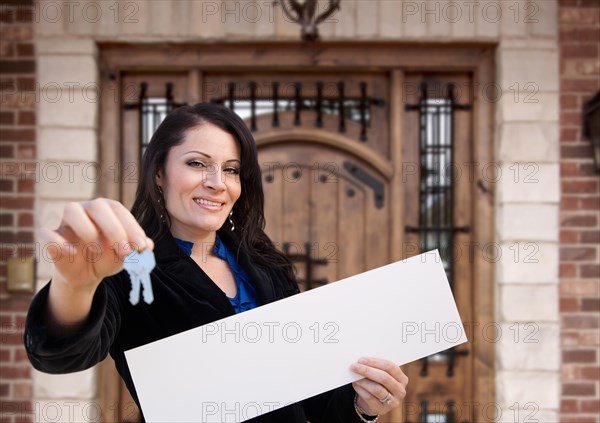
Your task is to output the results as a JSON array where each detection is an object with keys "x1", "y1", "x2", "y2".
[{"x1": 124, "y1": 249, "x2": 156, "y2": 305}]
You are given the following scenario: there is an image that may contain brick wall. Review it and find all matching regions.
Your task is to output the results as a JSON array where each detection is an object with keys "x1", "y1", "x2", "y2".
[
  {"x1": 559, "y1": 0, "x2": 600, "y2": 422},
  {"x1": 0, "y1": 0, "x2": 36, "y2": 422}
]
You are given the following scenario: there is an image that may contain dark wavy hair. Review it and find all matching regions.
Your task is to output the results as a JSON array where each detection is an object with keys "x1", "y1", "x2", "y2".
[{"x1": 130, "y1": 103, "x2": 294, "y2": 280}]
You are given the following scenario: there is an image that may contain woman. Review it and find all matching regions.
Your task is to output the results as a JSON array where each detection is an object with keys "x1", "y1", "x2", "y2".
[{"x1": 25, "y1": 103, "x2": 408, "y2": 422}]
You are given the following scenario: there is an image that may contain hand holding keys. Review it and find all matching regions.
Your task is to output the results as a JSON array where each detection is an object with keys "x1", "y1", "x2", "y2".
[{"x1": 124, "y1": 249, "x2": 156, "y2": 305}]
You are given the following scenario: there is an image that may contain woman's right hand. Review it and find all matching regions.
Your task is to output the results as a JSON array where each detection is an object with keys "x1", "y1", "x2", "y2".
[{"x1": 39, "y1": 198, "x2": 154, "y2": 325}]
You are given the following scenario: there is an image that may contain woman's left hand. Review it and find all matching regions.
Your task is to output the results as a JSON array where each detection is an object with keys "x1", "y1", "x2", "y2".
[{"x1": 351, "y1": 357, "x2": 409, "y2": 417}]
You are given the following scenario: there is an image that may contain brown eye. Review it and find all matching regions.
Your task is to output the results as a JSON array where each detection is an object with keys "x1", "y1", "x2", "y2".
[
  {"x1": 187, "y1": 160, "x2": 207, "y2": 168},
  {"x1": 224, "y1": 167, "x2": 240, "y2": 175}
]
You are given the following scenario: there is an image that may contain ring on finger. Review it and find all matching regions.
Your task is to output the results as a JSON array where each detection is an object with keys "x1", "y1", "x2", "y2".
[{"x1": 378, "y1": 391, "x2": 393, "y2": 405}]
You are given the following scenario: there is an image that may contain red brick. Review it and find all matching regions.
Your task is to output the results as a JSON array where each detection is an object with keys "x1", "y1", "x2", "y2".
[
  {"x1": 561, "y1": 214, "x2": 598, "y2": 227},
  {"x1": 0, "y1": 179, "x2": 13, "y2": 192},
  {"x1": 15, "y1": 7, "x2": 33, "y2": 23},
  {"x1": 13, "y1": 348, "x2": 27, "y2": 362},
  {"x1": 561, "y1": 280, "x2": 598, "y2": 296},
  {"x1": 16, "y1": 246, "x2": 34, "y2": 258},
  {"x1": 581, "y1": 231, "x2": 600, "y2": 244},
  {"x1": 0, "y1": 383, "x2": 8, "y2": 398},
  {"x1": 14, "y1": 315, "x2": 26, "y2": 327},
  {"x1": 0, "y1": 298, "x2": 32, "y2": 312},
  {"x1": 581, "y1": 399, "x2": 600, "y2": 413},
  {"x1": 15, "y1": 231, "x2": 32, "y2": 243},
  {"x1": 563, "y1": 349, "x2": 597, "y2": 363},
  {"x1": 0, "y1": 60, "x2": 34, "y2": 73},
  {"x1": 562, "y1": 383, "x2": 596, "y2": 396},
  {"x1": 580, "y1": 331, "x2": 600, "y2": 346},
  {"x1": 17, "y1": 111, "x2": 34, "y2": 125},
  {"x1": 580, "y1": 197, "x2": 600, "y2": 210},
  {"x1": 0, "y1": 11, "x2": 13, "y2": 24},
  {"x1": 581, "y1": 366, "x2": 600, "y2": 380},
  {"x1": 15, "y1": 43, "x2": 33, "y2": 57},
  {"x1": 15, "y1": 77, "x2": 34, "y2": 91},
  {"x1": 16, "y1": 144, "x2": 34, "y2": 159},
  {"x1": 16, "y1": 179, "x2": 33, "y2": 193},
  {"x1": 561, "y1": 94, "x2": 579, "y2": 109},
  {"x1": 562, "y1": 180, "x2": 598, "y2": 194},
  {"x1": 561, "y1": 297, "x2": 580, "y2": 311},
  {"x1": 579, "y1": 0, "x2": 600, "y2": 6},
  {"x1": 561, "y1": 229, "x2": 579, "y2": 243},
  {"x1": 579, "y1": 163, "x2": 598, "y2": 176},
  {"x1": 12, "y1": 382, "x2": 31, "y2": 399},
  {"x1": 581, "y1": 298, "x2": 600, "y2": 311},
  {"x1": 563, "y1": 315, "x2": 600, "y2": 329},
  {"x1": 0, "y1": 196, "x2": 33, "y2": 209},
  {"x1": 560, "y1": 27, "x2": 600, "y2": 43},
  {"x1": 0, "y1": 213, "x2": 13, "y2": 226},
  {"x1": 561, "y1": 111, "x2": 584, "y2": 126},
  {"x1": 561, "y1": 416, "x2": 599, "y2": 423},
  {"x1": 562, "y1": 78, "x2": 600, "y2": 93},
  {"x1": 562, "y1": 399, "x2": 579, "y2": 413},
  {"x1": 0, "y1": 348, "x2": 9, "y2": 362},
  {"x1": 560, "y1": 247, "x2": 597, "y2": 261},
  {"x1": 560, "y1": 7, "x2": 600, "y2": 25},
  {"x1": 581, "y1": 264, "x2": 600, "y2": 278},
  {"x1": 16, "y1": 213, "x2": 32, "y2": 227},
  {"x1": 562, "y1": 331, "x2": 579, "y2": 347},
  {"x1": 0, "y1": 111, "x2": 14, "y2": 125},
  {"x1": 561, "y1": 162, "x2": 579, "y2": 176},
  {"x1": 0, "y1": 400, "x2": 33, "y2": 415},
  {"x1": 561, "y1": 44, "x2": 600, "y2": 59},
  {"x1": 0, "y1": 129, "x2": 34, "y2": 142},
  {"x1": 1, "y1": 331, "x2": 25, "y2": 345},
  {"x1": 561, "y1": 263, "x2": 578, "y2": 278},
  {"x1": 0, "y1": 25, "x2": 34, "y2": 42},
  {"x1": 561, "y1": 196, "x2": 579, "y2": 210},
  {"x1": 0, "y1": 366, "x2": 30, "y2": 379},
  {"x1": 562, "y1": 144, "x2": 595, "y2": 159},
  {"x1": 561, "y1": 127, "x2": 579, "y2": 142},
  {"x1": 0, "y1": 145, "x2": 13, "y2": 158}
]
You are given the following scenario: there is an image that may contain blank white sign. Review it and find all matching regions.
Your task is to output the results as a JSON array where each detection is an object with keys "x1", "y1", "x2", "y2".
[{"x1": 125, "y1": 250, "x2": 467, "y2": 422}]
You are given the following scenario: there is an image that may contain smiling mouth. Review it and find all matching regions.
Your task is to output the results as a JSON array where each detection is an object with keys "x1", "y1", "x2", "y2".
[{"x1": 193, "y1": 198, "x2": 224, "y2": 207}]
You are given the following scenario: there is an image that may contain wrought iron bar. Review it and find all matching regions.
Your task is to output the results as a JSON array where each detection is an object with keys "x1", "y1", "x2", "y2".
[
  {"x1": 360, "y1": 81, "x2": 368, "y2": 142},
  {"x1": 316, "y1": 81, "x2": 324, "y2": 128},
  {"x1": 249, "y1": 81, "x2": 257, "y2": 131},
  {"x1": 283, "y1": 242, "x2": 328, "y2": 291},
  {"x1": 272, "y1": 82, "x2": 280, "y2": 127},
  {"x1": 294, "y1": 82, "x2": 302, "y2": 126},
  {"x1": 338, "y1": 81, "x2": 346, "y2": 133},
  {"x1": 228, "y1": 82, "x2": 235, "y2": 110}
]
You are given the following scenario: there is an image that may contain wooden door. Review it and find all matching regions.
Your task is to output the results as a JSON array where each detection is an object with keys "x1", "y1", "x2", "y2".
[
  {"x1": 99, "y1": 44, "x2": 495, "y2": 423},
  {"x1": 400, "y1": 73, "x2": 476, "y2": 423}
]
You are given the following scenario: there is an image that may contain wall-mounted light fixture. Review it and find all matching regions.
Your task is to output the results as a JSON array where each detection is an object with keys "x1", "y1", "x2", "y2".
[
  {"x1": 7, "y1": 257, "x2": 35, "y2": 293},
  {"x1": 277, "y1": 0, "x2": 340, "y2": 42},
  {"x1": 583, "y1": 90, "x2": 600, "y2": 173}
]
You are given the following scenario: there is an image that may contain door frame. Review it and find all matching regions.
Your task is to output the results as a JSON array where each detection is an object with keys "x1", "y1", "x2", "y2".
[{"x1": 98, "y1": 43, "x2": 496, "y2": 423}]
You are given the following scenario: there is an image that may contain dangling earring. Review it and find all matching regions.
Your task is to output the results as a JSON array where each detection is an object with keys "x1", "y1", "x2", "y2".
[
  {"x1": 229, "y1": 210, "x2": 235, "y2": 231},
  {"x1": 157, "y1": 186, "x2": 165, "y2": 222}
]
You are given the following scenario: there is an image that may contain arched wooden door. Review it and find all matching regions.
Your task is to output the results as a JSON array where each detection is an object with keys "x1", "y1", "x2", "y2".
[{"x1": 257, "y1": 134, "x2": 392, "y2": 288}]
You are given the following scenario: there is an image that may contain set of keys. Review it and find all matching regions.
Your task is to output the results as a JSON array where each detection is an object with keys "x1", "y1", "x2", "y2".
[{"x1": 124, "y1": 249, "x2": 156, "y2": 305}]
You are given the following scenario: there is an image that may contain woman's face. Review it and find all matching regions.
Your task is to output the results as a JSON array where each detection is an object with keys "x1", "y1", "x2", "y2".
[{"x1": 156, "y1": 122, "x2": 242, "y2": 241}]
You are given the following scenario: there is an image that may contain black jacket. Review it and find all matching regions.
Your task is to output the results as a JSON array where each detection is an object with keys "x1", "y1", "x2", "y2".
[{"x1": 25, "y1": 231, "x2": 362, "y2": 423}]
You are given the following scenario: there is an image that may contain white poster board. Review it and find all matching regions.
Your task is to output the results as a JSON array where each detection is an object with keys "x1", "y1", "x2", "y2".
[{"x1": 126, "y1": 250, "x2": 467, "y2": 422}]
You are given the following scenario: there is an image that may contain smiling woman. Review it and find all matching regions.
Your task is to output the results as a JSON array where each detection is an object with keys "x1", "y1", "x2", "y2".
[
  {"x1": 156, "y1": 124, "x2": 242, "y2": 239},
  {"x1": 24, "y1": 103, "x2": 408, "y2": 423}
]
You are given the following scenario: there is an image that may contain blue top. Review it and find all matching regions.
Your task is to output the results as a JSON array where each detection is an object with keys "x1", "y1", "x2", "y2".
[{"x1": 174, "y1": 235, "x2": 259, "y2": 314}]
